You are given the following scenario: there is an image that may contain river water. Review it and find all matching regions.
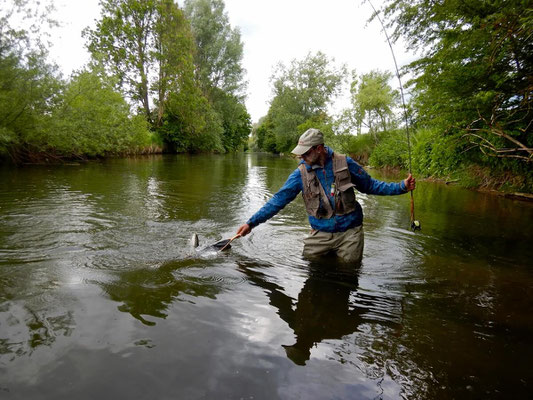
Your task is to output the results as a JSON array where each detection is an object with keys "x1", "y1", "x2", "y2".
[{"x1": 0, "y1": 154, "x2": 532, "y2": 399}]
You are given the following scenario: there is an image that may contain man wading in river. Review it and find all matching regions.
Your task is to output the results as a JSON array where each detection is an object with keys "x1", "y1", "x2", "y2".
[{"x1": 236, "y1": 128, "x2": 416, "y2": 264}]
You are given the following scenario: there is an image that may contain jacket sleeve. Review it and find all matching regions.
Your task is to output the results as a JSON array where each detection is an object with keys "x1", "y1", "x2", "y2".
[
  {"x1": 247, "y1": 168, "x2": 303, "y2": 228},
  {"x1": 347, "y1": 157, "x2": 407, "y2": 195}
]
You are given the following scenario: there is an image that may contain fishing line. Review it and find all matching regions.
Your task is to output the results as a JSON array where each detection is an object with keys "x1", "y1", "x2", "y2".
[{"x1": 366, "y1": 0, "x2": 421, "y2": 231}]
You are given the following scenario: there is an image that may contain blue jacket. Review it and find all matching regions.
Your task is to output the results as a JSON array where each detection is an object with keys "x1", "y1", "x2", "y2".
[{"x1": 247, "y1": 147, "x2": 407, "y2": 233}]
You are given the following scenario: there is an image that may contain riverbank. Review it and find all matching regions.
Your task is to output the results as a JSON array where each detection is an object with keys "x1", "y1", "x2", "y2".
[
  {"x1": 364, "y1": 163, "x2": 533, "y2": 200},
  {"x1": 336, "y1": 126, "x2": 532, "y2": 197},
  {"x1": 0, "y1": 145, "x2": 165, "y2": 166},
  {"x1": 431, "y1": 164, "x2": 533, "y2": 199}
]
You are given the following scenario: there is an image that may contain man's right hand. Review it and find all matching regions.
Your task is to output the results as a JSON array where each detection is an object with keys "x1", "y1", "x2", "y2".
[
  {"x1": 236, "y1": 223, "x2": 251, "y2": 237},
  {"x1": 403, "y1": 173, "x2": 416, "y2": 192}
]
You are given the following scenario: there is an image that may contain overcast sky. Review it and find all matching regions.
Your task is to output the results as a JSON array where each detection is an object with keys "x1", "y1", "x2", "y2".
[{"x1": 47, "y1": 0, "x2": 412, "y2": 123}]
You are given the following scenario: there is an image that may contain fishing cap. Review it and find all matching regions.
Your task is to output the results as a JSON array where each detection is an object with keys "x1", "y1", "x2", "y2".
[{"x1": 291, "y1": 128, "x2": 324, "y2": 155}]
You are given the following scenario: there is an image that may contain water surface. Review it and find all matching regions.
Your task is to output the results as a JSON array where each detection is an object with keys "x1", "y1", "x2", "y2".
[{"x1": 1, "y1": 154, "x2": 532, "y2": 399}]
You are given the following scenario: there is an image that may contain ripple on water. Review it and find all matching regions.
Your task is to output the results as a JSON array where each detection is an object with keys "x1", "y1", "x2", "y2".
[{"x1": 190, "y1": 265, "x2": 249, "y2": 287}]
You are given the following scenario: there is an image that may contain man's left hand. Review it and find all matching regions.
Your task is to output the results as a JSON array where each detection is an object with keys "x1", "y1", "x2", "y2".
[{"x1": 404, "y1": 173, "x2": 416, "y2": 191}]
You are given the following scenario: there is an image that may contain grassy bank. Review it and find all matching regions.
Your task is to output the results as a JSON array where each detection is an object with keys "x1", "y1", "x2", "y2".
[{"x1": 332, "y1": 129, "x2": 533, "y2": 195}]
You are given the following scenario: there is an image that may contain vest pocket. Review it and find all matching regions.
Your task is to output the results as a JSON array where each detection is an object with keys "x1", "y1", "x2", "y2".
[
  {"x1": 303, "y1": 180, "x2": 331, "y2": 219},
  {"x1": 337, "y1": 183, "x2": 356, "y2": 214},
  {"x1": 335, "y1": 166, "x2": 351, "y2": 187},
  {"x1": 303, "y1": 182, "x2": 320, "y2": 216}
]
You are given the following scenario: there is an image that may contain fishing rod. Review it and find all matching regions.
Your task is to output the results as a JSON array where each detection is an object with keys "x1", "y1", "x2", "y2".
[{"x1": 366, "y1": 0, "x2": 421, "y2": 231}]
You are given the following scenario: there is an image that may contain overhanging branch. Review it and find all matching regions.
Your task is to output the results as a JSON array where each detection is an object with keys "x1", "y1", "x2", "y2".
[{"x1": 463, "y1": 100, "x2": 532, "y2": 162}]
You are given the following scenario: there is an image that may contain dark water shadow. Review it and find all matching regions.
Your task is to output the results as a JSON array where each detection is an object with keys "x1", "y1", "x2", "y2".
[
  {"x1": 236, "y1": 256, "x2": 401, "y2": 366},
  {"x1": 96, "y1": 258, "x2": 224, "y2": 326}
]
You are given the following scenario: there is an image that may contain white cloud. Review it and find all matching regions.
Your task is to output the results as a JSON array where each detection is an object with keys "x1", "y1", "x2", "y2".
[
  {"x1": 223, "y1": 0, "x2": 414, "y2": 122},
  {"x1": 47, "y1": 0, "x2": 100, "y2": 75}
]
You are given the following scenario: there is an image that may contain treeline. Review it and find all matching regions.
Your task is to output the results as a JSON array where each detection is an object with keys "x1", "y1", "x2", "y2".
[
  {"x1": 252, "y1": 0, "x2": 532, "y2": 193},
  {"x1": 0, "y1": 0, "x2": 250, "y2": 163}
]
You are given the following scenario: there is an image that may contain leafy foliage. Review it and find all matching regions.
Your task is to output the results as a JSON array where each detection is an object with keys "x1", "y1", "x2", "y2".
[
  {"x1": 84, "y1": 0, "x2": 250, "y2": 153},
  {"x1": 210, "y1": 89, "x2": 252, "y2": 151},
  {"x1": 379, "y1": 0, "x2": 532, "y2": 165},
  {"x1": 184, "y1": 0, "x2": 246, "y2": 98},
  {"x1": 254, "y1": 52, "x2": 346, "y2": 153},
  {"x1": 251, "y1": 117, "x2": 276, "y2": 153},
  {"x1": 160, "y1": 80, "x2": 224, "y2": 153},
  {"x1": 85, "y1": 0, "x2": 157, "y2": 122},
  {"x1": 184, "y1": 0, "x2": 250, "y2": 151},
  {"x1": 0, "y1": 1, "x2": 153, "y2": 162},
  {"x1": 84, "y1": 0, "x2": 196, "y2": 127},
  {"x1": 341, "y1": 70, "x2": 399, "y2": 138},
  {"x1": 410, "y1": 128, "x2": 464, "y2": 177},
  {"x1": 0, "y1": 0, "x2": 58, "y2": 58},
  {"x1": 47, "y1": 69, "x2": 152, "y2": 156},
  {"x1": 0, "y1": 2, "x2": 62, "y2": 160},
  {"x1": 0, "y1": 52, "x2": 60, "y2": 159},
  {"x1": 368, "y1": 129, "x2": 408, "y2": 169},
  {"x1": 326, "y1": 131, "x2": 375, "y2": 164}
]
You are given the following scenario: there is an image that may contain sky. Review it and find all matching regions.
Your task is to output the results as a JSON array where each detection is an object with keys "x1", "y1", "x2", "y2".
[{"x1": 47, "y1": 0, "x2": 413, "y2": 123}]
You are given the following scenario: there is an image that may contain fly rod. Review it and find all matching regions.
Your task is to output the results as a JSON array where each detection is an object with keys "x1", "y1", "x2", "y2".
[{"x1": 367, "y1": 0, "x2": 421, "y2": 231}]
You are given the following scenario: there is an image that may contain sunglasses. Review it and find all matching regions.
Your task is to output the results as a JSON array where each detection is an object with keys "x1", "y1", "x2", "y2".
[{"x1": 301, "y1": 145, "x2": 318, "y2": 158}]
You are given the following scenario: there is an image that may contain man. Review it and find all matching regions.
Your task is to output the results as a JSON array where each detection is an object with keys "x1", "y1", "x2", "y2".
[{"x1": 236, "y1": 128, "x2": 416, "y2": 264}]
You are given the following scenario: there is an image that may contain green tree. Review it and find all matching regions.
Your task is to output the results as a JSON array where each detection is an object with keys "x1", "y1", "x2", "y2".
[
  {"x1": 47, "y1": 68, "x2": 151, "y2": 157},
  {"x1": 0, "y1": 0, "x2": 61, "y2": 161},
  {"x1": 154, "y1": 0, "x2": 197, "y2": 126},
  {"x1": 184, "y1": 0, "x2": 246, "y2": 98},
  {"x1": 0, "y1": 51, "x2": 61, "y2": 161},
  {"x1": 184, "y1": 0, "x2": 250, "y2": 151},
  {"x1": 348, "y1": 70, "x2": 399, "y2": 139},
  {"x1": 252, "y1": 117, "x2": 276, "y2": 153},
  {"x1": 84, "y1": 0, "x2": 196, "y2": 127},
  {"x1": 211, "y1": 89, "x2": 251, "y2": 151},
  {"x1": 259, "y1": 52, "x2": 346, "y2": 153},
  {"x1": 0, "y1": 0, "x2": 57, "y2": 57},
  {"x1": 379, "y1": 0, "x2": 532, "y2": 164},
  {"x1": 160, "y1": 77, "x2": 224, "y2": 153}
]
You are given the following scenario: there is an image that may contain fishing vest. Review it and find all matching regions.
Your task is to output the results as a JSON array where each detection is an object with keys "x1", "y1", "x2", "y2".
[{"x1": 298, "y1": 153, "x2": 357, "y2": 219}]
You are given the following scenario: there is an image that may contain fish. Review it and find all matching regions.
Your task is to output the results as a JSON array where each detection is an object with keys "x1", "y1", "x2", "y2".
[
  {"x1": 190, "y1": 233, "x2": 232, "y2": 252},
  {"x1": 191, "y1": 233, "x2": 199, "y2": 248}
]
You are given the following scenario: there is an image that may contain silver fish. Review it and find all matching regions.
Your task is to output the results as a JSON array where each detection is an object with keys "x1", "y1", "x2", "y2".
[
  {"x1": 191, "y1": 233, "x2": 199, "y2": 248},
  {"x1": 191, "y1": 233, "x2": 231, "y2": 252}
]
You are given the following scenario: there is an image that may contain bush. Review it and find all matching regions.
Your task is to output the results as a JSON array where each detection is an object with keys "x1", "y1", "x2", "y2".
[
  {"x1": 411, "y1": 128, "x2": 464, "y2": 177},
  {"x1": 159, "y1": 86, "x2": 224, "y2": 153},
  {"x1": 368, "y1": 129, "x2": 408, "y2": 169},
  {"x1": 0, "y1": 49, "x2": 61, "y2": 160},
  {"x1": 47, "y1": 70, "x2": 152, "y2": 156},
  {"x1": 332, "y1": 133, "x2": 375, "y2": 164}
]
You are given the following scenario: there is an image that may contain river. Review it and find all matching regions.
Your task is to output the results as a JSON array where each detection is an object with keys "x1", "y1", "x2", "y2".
[{"x1": 1, "y1": 153, "x2": 532, "y2": 399}]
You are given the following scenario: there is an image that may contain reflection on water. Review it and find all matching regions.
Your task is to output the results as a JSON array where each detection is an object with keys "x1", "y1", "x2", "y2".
[
  {"x1": 238, "y1": 258, "x2": 400, "y2": 366},
  {"x1": 0, "y1": 155, "x2": 532, "y2": 399},
  {"x1": 97, "y1": 256, "x2": 249, "y2": 326},
  {"x1": 0, "y1": 302, "x2": 75, "y2": 358}
]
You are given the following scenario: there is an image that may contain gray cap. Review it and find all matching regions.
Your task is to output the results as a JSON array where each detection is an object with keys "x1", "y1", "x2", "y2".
[{"x1": 291, "y1": 128, "x2": 324, "y2": 155}]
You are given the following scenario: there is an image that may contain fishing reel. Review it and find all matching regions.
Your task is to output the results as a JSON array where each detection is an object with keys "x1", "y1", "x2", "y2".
[{"x1": 411, "y1": 220, "x2": 421, "y2": 231}]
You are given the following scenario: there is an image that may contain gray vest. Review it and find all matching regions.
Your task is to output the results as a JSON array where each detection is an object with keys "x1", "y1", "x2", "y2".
[{"x1": 298, "y1": 153, "x2": 357, "y2": 219}]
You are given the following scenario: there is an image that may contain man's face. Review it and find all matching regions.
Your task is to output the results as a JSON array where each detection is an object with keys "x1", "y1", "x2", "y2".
[{"x1": 301, "y1": 145, "x2": 321, "y2": 165}]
